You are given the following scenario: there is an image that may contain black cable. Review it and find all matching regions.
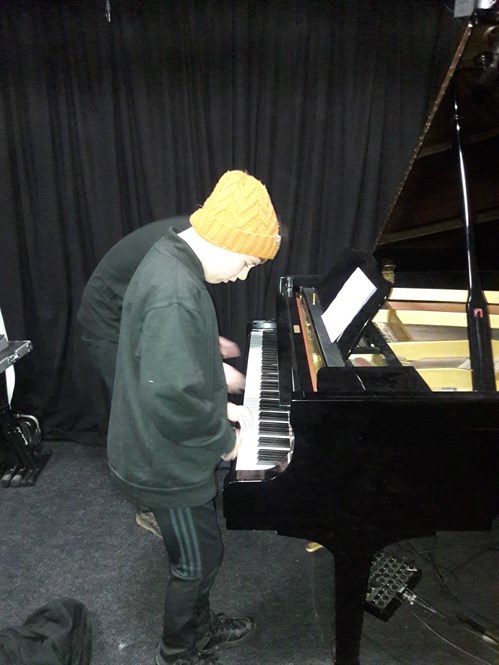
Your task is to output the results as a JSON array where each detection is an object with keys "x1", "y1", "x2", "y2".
[
  {"x1": 398, "y1": 588, "x2": 499, "y2": 664},
  {"x1": 395, "y1": 538, "x2": 499, "y2": 629},
  {"x1": 408, "y1": 605, "x2": 497, "y2": 665},
  {"x1": 429, "y1": 548, "x2": 499, "y2": 630}
]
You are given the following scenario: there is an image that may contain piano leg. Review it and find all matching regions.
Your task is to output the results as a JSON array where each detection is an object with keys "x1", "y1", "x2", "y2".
[{"x1": 331, "y1": 547, "x2": 374, "y2": 665}]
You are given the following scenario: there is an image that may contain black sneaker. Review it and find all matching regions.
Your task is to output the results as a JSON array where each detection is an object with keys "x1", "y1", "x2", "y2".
[
  {"x1": 198, "y1": 654, "x2": 219, "y2": 664},
  {"x1": 198, "y1": 612, "x2": 256, "y2": 652},
  {"x1": 156, "y1": 649, "x2": 219, "y2": 664}
]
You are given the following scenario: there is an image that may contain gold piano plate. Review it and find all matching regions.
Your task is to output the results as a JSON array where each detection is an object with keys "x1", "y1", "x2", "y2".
[{"x1": 370, "y1": 320, "x2": 499, "y2": 391}]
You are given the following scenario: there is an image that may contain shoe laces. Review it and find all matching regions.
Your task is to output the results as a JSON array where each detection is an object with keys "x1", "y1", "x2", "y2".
[{"x1": 210, "y1": 612, "x2": 247, "y2": 631}]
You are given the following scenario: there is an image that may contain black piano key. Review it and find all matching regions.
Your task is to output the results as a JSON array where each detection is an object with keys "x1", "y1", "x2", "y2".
[
  {"x1": 260, "y1": 392, "x2": 279, "y2": 401},
  {"x1": 257, "y1": 450, "x2": 288, "y2": 463},
  {"x1": 261, "y1": 380, "x2": 278, "y2": 388},
  {"x1": 260, "y1": 404, "x2": 281, "y2": 411},
  {"x1": 260, "y1": 410, "x2": 289, "y2": 420},
  {"x1": 259, "y1": 422, "x2": 289, "y2": 434},
  {"x1": 260, "y1": 418, "x2": 289, "y2": 426},
  {"x1": 258, "y1": 449, "x2": 287, "y2": 459},
  {"x1": 260, "y1": 399, "x2": 280, "y2": 409},
  {"x1": 258, "y1": 438, "x2": 290, "y2": 448},
  {"x1": 260, "y1": 405, "x2": 285, "y2": 413},
  {"x1": 258, "y1": 437, "x2": 291, "y2": 450}
]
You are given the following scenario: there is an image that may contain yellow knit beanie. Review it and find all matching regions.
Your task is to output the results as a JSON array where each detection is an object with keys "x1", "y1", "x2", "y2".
[{"x1": 190, "y1": 170, "x2": 281, "y2": 260}]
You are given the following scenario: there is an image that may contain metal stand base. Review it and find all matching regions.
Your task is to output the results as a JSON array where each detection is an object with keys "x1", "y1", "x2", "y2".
[{"x1": 0, "y1": 340, "x2": 51, "y2": 487}]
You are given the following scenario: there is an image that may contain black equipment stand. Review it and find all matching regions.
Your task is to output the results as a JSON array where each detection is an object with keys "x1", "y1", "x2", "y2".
[
  {"x1": 0, "y1": 338, "x2": 51, "y2": 487},
  {"x1": 451, "y1": 84, "x2": 496, "y2": 393}
]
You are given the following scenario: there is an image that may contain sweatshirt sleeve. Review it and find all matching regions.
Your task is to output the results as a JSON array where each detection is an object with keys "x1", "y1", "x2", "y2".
[{"x1": 136, "y1": 303, "x2": 235, "y2": 455}]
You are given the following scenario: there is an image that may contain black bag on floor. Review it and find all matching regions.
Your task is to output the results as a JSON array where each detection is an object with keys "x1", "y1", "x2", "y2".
[{"x1": 0, "y1": 598, "x2": 92, "y2": 665}]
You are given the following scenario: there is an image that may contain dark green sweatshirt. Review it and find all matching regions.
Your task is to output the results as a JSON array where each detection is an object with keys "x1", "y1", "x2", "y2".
[{"x1": 107, "y1": 228, "x2": 235, "y2": 508}]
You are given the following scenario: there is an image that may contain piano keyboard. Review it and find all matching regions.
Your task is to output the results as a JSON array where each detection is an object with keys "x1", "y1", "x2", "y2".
[{"x1": 236, "y1": 324, "x2": 293, "y2": 471}]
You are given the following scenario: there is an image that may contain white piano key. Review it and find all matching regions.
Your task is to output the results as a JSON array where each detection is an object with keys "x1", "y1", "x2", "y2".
[{"x1": 236, "y1": 326, "x2": 293, "y2": 471}]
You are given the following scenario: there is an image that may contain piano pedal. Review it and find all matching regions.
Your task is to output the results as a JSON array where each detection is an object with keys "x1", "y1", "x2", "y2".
[
  {"x1": 305, "y1": 541, "x2": 324, "y2": 553},
  {"x1": 365, "y1": 551, "x2": 421, "y2": 621}
]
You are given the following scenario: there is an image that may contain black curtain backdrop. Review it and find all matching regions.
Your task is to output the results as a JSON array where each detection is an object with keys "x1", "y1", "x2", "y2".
[{"x1": 0, "y1": 0, "x2": 463, "y2": 444}]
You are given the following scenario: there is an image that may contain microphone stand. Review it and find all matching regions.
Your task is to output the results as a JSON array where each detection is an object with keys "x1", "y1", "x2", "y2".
[{"x1": 451, "y1": 82, "x2": 495, "y2": 393}]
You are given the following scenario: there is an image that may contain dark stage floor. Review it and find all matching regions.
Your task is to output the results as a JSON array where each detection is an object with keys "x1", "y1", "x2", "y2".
[{"x1": 1, "y1": 441, "x2": 498, "y2": 664}]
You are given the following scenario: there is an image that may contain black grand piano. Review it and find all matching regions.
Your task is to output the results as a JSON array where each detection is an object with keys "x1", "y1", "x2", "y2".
[{"x1": 223, "y1": 10, "x2": 499, "y2": 665}]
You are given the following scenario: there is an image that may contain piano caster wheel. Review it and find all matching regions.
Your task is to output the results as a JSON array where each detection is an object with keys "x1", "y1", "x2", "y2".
[{"x1": 305, "y1": 541, "x2": 324, "y2": 553}]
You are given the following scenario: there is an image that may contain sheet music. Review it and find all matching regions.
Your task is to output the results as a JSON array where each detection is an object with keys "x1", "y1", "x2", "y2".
[{"x1": 321, "y1": 267, "x2": 377, "y2": 343}]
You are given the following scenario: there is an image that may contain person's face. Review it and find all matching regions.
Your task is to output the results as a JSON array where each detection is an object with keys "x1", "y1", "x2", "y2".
[{"x1": 204, "y1": 249, "x2": 263, "y2": 284}]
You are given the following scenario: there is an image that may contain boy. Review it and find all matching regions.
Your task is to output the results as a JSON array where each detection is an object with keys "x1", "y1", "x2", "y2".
[{"x1": 107, "y1": 170, "x2": 281, "y2": 665}]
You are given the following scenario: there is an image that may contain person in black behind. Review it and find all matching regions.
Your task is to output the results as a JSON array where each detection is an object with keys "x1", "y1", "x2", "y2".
[
  {"x1": 78, "y1": 215, "x2": 246, "y2": 408},
  {"x1": 107, "y1": 171, "x2": 281, "y2": 665}
]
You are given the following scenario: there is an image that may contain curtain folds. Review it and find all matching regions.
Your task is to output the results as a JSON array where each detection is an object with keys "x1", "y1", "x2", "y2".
[{"x1": 0, "y1": 0, "x2": 462, "y2": 443}]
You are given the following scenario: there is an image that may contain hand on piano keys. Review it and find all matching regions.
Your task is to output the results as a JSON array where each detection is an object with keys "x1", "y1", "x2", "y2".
[
  {"x1": 227, "y1": 402, "x2": 253, "y2": 431},
  {"x1": 219, "y1": 336, "x2": 241, "y2": 359},
  {"x1": 222, "y1": 404, "x2": 254, "y2": 462},
  {"x1": 223, "y1": 362, "x2": 246, "y2": 394},
  {"x1": 221, "y1": 427, "x2": 242, "y2": 462},
  {"x1": 220, "y1": 336, "x2": 246, "y2": 394}
]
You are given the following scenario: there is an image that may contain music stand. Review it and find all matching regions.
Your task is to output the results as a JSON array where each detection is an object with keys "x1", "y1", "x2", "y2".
[
  {"x1": 0, "y1": 338, "x2": 51, "y2": 487},
  {"x1": 302, "y1": 248, "x2": 392, "y2": 362}
]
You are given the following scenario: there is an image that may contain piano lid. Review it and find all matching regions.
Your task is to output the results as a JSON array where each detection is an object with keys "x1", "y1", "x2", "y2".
[{"x1": 374, "y1": 13, "x2": 499, "y2": 272}]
